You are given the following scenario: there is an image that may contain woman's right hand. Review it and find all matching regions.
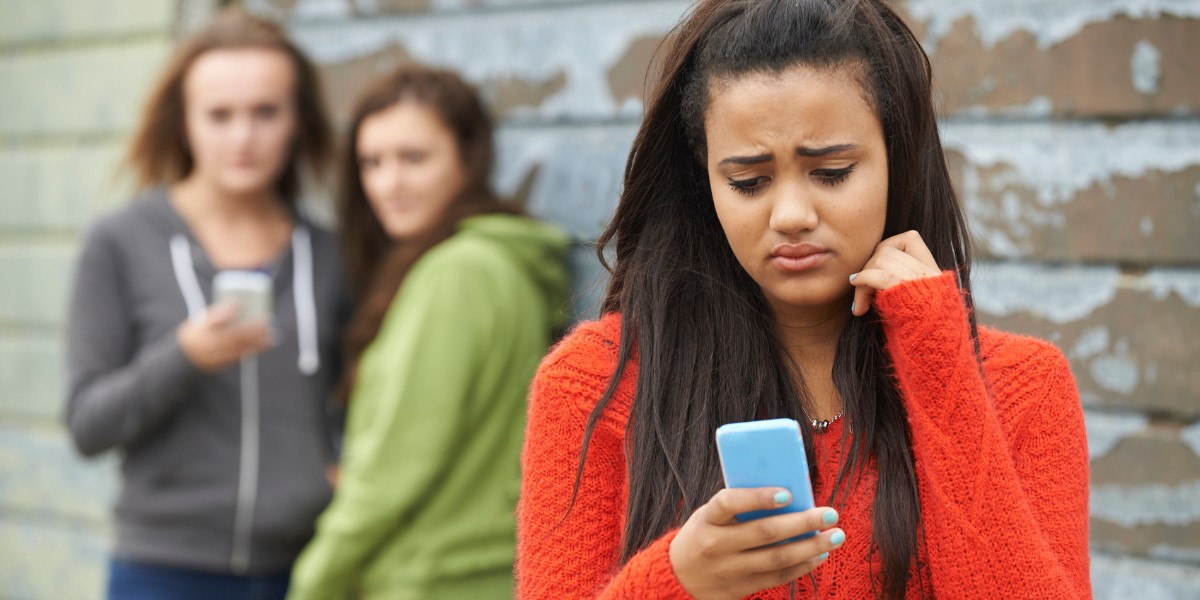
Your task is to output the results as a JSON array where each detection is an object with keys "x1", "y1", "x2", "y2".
[
  {"x1": 177, "y1": 302, "x2": 275, "y2": 372},
  {"x1": 669, "y1": 488, "x2": 845, "y2": 600}
]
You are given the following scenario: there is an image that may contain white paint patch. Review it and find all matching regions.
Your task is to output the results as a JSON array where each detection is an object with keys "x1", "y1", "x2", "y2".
[
  {"x1": 1181, "y1": 421, "x2": 1200, "y2": 458},
  {"x1": 943, "y1": 121, "x2": 1200, "y2": 208},
  {"x1": 1140, "y1": 269, "x2": 1200, "y2": 307},
  {"x1": 1131, "y1": 40, "x2": 1162, "y2": 95},
  {"x1": 1091, "y1": 553, "x2": 1200, "y2": 600},
  {"x1": 1070, "y1": 325, "x2": 1110, "y2": 360},
  {"x1": 1091, "y1": 481, "x2": 1200, "y2": 527},
  {"x1": 947, "y1": 121, "x2": 1200, "y2": 259},
  {"x1": 287, "y1": 2, "x2": 691, "y2": 121},
  {"x1": 961, "y1": 96, "x2": 1054, "y2": 118},
  {"x1": 906, "y1": 0, "x2": 1200, "y2": 50},
  {"x1": 1090, "y1": 354, "x2": 1141, "y2": 394},
  {"x1": 1084, "y1": 409, "x2": 1147, "y2": 460},
  {"x1": 1139, "y1": 216, "x2": 1154, "y2": 236},
  {"x1": 972, "y1": 263, "x2": 1119, "y2": 323}
]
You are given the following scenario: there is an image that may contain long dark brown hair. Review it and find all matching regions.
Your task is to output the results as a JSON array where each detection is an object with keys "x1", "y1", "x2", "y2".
[
  {"x1": 578, "y1": 1, "x2": 977, "y2": 598},
  {"x1": 337, "y1": 65, "x2": 520, "y2": 403},
  {"x1": 123, "y1": 7, "x2": 332, "y2": 204}
]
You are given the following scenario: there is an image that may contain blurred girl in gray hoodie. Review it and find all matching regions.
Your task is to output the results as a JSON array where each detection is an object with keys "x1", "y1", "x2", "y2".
[{"x1": 64, "y1": 9, "x2": 350, "y2": 600}]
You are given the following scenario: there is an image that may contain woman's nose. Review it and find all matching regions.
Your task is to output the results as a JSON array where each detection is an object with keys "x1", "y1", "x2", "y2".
[{"x1": 768, "y1": 181, "x2": 819, "y2": 234}]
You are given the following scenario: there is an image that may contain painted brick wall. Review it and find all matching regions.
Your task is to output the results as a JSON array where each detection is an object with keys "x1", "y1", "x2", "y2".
[
  {"x1": 0, "y1": 0, "x2": 177, "y2": 597},
  {"x1": 1, "y1": 0, "x2": 1196, "y2": 598}
]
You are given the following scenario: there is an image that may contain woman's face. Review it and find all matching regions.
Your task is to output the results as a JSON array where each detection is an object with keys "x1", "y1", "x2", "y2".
[
  {"x1": 357, "y1": 102, "x2": 467, "y2": 242},
  {"x1": 704, "y1": 63, "x2": 888, "y2": 317},
  {"x1": 183, "y1": 48, "x2": 297, "y2": 198}
]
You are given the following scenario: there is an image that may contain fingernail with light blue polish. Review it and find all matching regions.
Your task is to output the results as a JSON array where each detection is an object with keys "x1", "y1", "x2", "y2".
[
  {"x1": 819, "y1": 552, "x2": 830, "y2": 561},
  {"x1": 830, "y1": 530, "x2": 845, "y2": 547},
  {"x1": 849, "y1": 273, "x2": 857, "y2": 282},
  {"x1": 774, "y1": 490, "x2": 791, "y2": 505},
  {"x1": 850, "y1": 302, "x2": 856, "y2": 313},
  {"x1": 823, "y1": 509, "x2": 838, "y2": 525}
]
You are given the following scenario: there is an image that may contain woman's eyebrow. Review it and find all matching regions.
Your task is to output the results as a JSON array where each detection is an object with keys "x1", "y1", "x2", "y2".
[
  {"x1": 796, "y1": 143, "x2": 857, "y2": 157},
  {"x1": 718, "y1": 153, "x2": 773, "y2": 167}
]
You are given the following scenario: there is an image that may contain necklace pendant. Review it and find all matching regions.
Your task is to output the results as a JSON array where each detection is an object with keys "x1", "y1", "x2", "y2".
[{"x1": 812, "y1": 419, "x2": 830, "y2": 434}]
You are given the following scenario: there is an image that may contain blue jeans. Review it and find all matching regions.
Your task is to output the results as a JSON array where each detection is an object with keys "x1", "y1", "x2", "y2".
[{"x1": 107, "y1": 559, "x2": 290, "y2": 600}]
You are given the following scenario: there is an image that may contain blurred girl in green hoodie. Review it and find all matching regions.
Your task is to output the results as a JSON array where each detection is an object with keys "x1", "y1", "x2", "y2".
[{"x1": 288, "y1": 66, "x2": 569, "y2": 599}]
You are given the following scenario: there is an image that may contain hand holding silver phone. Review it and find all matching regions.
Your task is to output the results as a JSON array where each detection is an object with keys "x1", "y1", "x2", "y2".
[{"x1": 212, "y1": 270, "x2": 272, "y2": 323}]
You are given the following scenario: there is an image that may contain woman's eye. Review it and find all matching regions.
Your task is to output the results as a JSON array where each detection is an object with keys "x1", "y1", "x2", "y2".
[
  {"x1": 358, "y1": 156, "x2": 380, "y2": 170},
  {"x1": 209, "y1": 108, "x2": 231, "y2": 123},
  {"x1": 254, "y1": 105, "x2": 279, "y2": 119},
  {"x1": 814, "y1": 164, "x2": 856, "y2": 187},
  {"x1": 400, "y1": 150, "x2": 428, "y2": 164},
  {"x1": 728, "y1": 176, "x2": 769, "y2": 196}
]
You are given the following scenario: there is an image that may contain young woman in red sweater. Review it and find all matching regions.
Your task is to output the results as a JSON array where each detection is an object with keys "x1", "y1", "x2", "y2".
[{"x1": 516, "y1": 0, "x2": 1091, "y2": 598}]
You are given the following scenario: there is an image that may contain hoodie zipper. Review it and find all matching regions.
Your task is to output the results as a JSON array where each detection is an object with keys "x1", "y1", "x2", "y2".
[
  {"x1": 230, "y1": 354, "x2": 260, "y2": 574},
  {"x1": 169, "y1": 226, "x2": 320, "y2": 574}
]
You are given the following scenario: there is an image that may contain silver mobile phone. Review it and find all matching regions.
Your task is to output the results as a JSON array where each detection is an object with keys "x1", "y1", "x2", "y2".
[{"x1": 213, "y1": 270, "x2": 272, "y2": 322}]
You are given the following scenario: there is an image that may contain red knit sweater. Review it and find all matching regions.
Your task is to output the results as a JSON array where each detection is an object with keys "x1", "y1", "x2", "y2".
[{"x1": 516, "y1": 272, "x2": 1091, "y2": 599}]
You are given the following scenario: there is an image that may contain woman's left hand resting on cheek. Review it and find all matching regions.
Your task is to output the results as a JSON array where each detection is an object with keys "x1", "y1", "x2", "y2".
[{"x1": 849, "y1": 230, "x2": 943, "y2": 317}]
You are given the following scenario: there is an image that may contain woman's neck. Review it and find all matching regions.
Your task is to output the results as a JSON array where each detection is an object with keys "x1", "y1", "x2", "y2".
[
  {"x1": 771, "y1": 297, "x2": 851, "y2": 419},
  {"x1": 169, "y1": 175, "x2": 293, "y2": 269}
]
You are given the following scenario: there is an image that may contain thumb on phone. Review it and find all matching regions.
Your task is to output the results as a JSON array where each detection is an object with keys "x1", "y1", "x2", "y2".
[{"x1": 205, "y1": 301, "x2": 241, "y2": 328}]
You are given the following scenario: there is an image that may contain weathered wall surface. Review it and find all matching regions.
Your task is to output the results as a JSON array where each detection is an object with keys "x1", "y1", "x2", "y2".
[
  {"x1": 1, "y1": 0, "x2": 1196, "y2": 598},
  {"x1": 0, "y1": 1, "x2": 179, "y2": 597}
]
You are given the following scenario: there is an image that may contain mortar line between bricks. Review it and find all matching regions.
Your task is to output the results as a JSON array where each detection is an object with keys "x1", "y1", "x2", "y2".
[
  {"x1": 0, "y1": 30, "x2": 172, "y2": 54},
  {"x1": 0, "y1": 504, "x2": 112, "y2": 533}
]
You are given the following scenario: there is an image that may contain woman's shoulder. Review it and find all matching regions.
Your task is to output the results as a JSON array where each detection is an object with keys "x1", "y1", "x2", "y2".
[
  {"x1": 530, "y1": 313, "x2": 635, "y2": 427},
  {"x1": 79, "y1": 188, "x2": 173, "y2": 256},
  {"x1": 978, "y1": 326, "x2": 1079, "y2": 417}
]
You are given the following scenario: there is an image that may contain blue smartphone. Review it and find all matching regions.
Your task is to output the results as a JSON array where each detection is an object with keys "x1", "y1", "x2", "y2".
[{"x1": 715, "y1": 418, "x2": 816, "y2": 541}]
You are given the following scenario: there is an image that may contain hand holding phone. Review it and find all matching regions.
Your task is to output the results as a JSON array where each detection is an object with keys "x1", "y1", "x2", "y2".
[
  {"x1": 177, "y1": 271, "x2": 274, "y2": 371},
  {"x1": 213, "y1": 270, "x2": 272, "y2": 323},
  {"x1": 666, "y1": 418, "x2": 845, "y2": 600},
  {"x1": 716, "y1": 418, "x2": 816, "y2": 539}
]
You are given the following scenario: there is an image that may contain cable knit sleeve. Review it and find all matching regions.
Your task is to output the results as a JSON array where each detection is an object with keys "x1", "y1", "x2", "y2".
[
  {"x1": 516, "y1": 318, "x2": 693, "y2": 599},
  {"x1": 874, "y1": 271, "x2": 1091, "y2": 598}
]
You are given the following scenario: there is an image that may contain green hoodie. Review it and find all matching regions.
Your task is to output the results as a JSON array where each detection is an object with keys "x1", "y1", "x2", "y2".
[{"x1": 289, "y1": 214, "x2": 569, "y2": 599}]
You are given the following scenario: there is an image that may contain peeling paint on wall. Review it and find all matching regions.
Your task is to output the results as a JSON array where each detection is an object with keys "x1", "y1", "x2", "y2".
[
  {"x1": 1084, "y1": 409, "x2": 1149, "y2": 460},
  {"x1": 906, "y1": 0, "x2": 1200, "y2": 49},
  {"x1": 1181, "y1": 421, "x2": 1200, "y2": 458},
  {"x1": 1131, "y1": 39, "x2": 1162, "y2": 95},
  {"x1": 1091, "y1": 553, "x2": 1200, "y2": 600},
  {"x1": 288, "y1": 2, "x2": 691, "y2": 122},
  {"x1": 1142, "y1": 269, "x2": 1200, "y2": 308},
  {"x1": 1091, "y1": 481, "x2": 1200, "y2": 527},
  {"x1": 972, "y1": 263, "x2": 1120, "y2": 324},
  {"x1": 943, "y1": 121, "x2": 1200, "y2": 208}
]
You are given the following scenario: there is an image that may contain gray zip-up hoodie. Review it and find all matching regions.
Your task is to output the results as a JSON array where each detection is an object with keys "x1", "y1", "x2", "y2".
[{"x1": 64, "y1": 188, "x2": 351, "y2": 575}]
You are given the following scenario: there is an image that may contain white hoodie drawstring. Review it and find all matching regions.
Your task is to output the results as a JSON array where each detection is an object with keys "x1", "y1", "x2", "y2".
[
  {"x1": 170, "y1": 235, "x2": 206, "y2": 319},
  {"x1": 292, "y1": 226, "x2": 320, "y2": 375}
]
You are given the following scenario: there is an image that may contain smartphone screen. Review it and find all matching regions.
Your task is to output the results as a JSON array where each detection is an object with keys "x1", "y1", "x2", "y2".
[{"x1": 213, "y1": 270, "x2": 273, "y2": 322}]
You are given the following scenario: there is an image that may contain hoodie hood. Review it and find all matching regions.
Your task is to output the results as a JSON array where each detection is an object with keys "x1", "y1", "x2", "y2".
[{"x1": 457, "y1": 214, "x2": 571, "y2": 330}]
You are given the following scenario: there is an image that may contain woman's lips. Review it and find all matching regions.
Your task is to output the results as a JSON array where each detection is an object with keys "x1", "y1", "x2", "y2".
[{"x1": 770, "y1": 243, "x2": 831, "y2": 272}]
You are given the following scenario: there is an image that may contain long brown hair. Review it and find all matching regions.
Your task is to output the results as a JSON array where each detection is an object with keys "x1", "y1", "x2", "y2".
[
  {"x1": 337, "y1": 65, "x2": 519, "y2": 404},
  {"x1": 123, "y1": 7, "x2": 332, "y2": 204},
  {"x1": 576, "y1": 1, "x2": 977, "y2": 598}
]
